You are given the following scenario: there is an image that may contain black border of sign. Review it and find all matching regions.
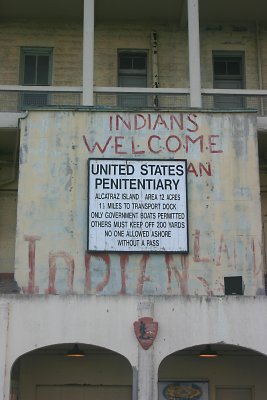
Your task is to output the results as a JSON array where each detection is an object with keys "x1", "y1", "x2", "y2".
[{"x1": 87, "y1": 158, "x2": 189, "y2": 254}]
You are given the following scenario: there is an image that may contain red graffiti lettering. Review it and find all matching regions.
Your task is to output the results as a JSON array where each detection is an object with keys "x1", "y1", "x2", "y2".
[
  {"x1": 165, "y1": 254, "x2": 189, "y2": 295},
  {"x1": 186, "y1": 135, "x2": 203, "y2": 153},
  {"x1": 22, "y1": 235, "x2": 41, "y2": 294},
  {"x1": 136, "y1": 254, "x2": 150, "y2": 294},
  {"x1": 166, "y1": 135, "x2": 182, "y2": 152},
  {"x1": 109, "y1": 113, "x2": 199, "y2": 133},
  {"x1": 193, "y1": 230, "x2": 212, "y2": 262},
  {"x1": 252, "y1": 238, "x2": 262, "y2": 276},
  {"x1": 134, "y1": 114, "x2": 146, "y2": 130},
  {"x1": 148, "y1": 135, "x2": 161, "y2": 153},
  {"x1": 187, "y1": 162, "x2": 198, "y2": 176},
  {"x1": 115, "y1": 136, "x2": 127, "y2": 154},
  {"x1": 197, "y1": 276, "x2": 214, "y2": 296},
  {"x1": 83, "y1": 135, "x2": 112, "y2": 154},
  {"x1": 187, "y1": 162, "x2": 212, "y2": 177},
  {"x1": 208, "y1": 135, "x2": 223, "y2": 153},
  {"x1": 46, "y1": 251, "x2": 75, "y2": 295},
  {"x1": 116, "y1": 114, "x2": 131, "y2": 130},
  {"x1": 84, "y1": 252, "x2": 91, "y2": 294},
  {"x1": 187, "y1": 114, "x2": 199, "y2": 132},
  {"x1": 152, "y1": 114, "x2": 168, "y2": 130},
  {"x1": 199, "y1": 162, "x2": 212, "y2": 176},
  {"x1": 216, "y1": 235, "x2": 231, "y2": 266},
  {"x1": 170, "y1": 113, "x2": 184, "y2": 131},
  {"x1": 119, "y1": 254, "x2": 129, "y2": 294},
  {"x1": 132, "y1": 137, "x2": 145, "y2": 155},
  {"x1": 84, "y1": 253, "x2": 111, "y2": 293},
  {"x1": 116, "y1": 114, "x2": 131, "y2": 131}
]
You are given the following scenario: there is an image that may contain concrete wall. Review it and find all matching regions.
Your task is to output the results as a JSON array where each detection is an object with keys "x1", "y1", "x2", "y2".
[
  {"x1": 1, "y1": 295, "x2": 267, "y2": 400},
  {"x1": 15, "y1": 110, "x2": 263, "y2": 296}
]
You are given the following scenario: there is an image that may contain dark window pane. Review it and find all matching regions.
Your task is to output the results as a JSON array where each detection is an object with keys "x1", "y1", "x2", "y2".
[
  {"x1": 119, "y1": 56, "x2": 132, "y2": 69},
  {"x1": 213, "y1": 55, "x2": 244, "y2": 109},
  {"x1": 24, "y1": 55, "x2": 36, "y2": 84},
  {"x1": 119, "y1": 53, "x2": 147, "y2": 71},
  {"x1": 133, "y1": 56, "x2": 146, "y2": 69},
  {"x1": 37, "y1": 55, "x2": 50, "y2": 84},
  {"x1": 227, "y1": 61, "x2": 241, "y2": 75},
  {"x1": 214, "y1": 60, "x2": 227, "y2": 75},
  {"x1": 118, "y1": 52, "x2": 147, "y2": 106}
]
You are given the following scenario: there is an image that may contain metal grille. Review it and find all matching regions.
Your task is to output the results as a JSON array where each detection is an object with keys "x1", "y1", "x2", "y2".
[
  {"x1": 1, "y1": 90, "x2": 267, "y2": 114},
  {"x1": 95, "y1": 93, "x2": 190, "y2": 109},
  {"x1": 0, "y1": 91, "x2": 81, "y2": 112},
  {"x1": 202, "y1": 94, "x2": 267, "y2": 115}
]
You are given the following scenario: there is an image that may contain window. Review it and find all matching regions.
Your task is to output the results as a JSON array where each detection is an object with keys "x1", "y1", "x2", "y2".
[
  {"x1": 20, "y1": 47, "x2": 53, "y2": 108},
  {"x1": 118, "y1": 50, "x2": 147, "y2": 107},
  {"x1": 213, "y1": 52, "x2": 244, "y2": 109}
]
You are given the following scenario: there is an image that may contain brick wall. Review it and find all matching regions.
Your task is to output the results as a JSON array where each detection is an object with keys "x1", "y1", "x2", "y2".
[
  {"x1": 0, "y1": 21, "x2": 83, "y2": 87},
  {"x1": 0, "y1": 20, "x2": 264, "y2": 90},
  {"x1": 200, "y1": 23, "x2": 259, "y2": 89},
  {"x1": 260, "y1": 24, "x2": 267, "y2": 89}
]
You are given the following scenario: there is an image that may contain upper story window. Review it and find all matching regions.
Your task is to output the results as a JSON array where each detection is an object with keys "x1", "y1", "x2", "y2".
[
  {"x1": 118, "y1": 50, "x2": 147, "y2": 107},
  {"x1": 20, "y1": 47, "x2": 53, "y2": 108},
  {"x1": 213, "y1": 51, "x2": 244, "y2": 109}
]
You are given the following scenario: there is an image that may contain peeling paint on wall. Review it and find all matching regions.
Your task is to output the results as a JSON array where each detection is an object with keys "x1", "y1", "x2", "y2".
[{"x1": 15, "y1": 111, "x2": 264, "y2": 295}]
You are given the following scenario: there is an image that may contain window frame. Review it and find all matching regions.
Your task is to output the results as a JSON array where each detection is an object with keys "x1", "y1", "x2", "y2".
[
  {"x1": 212, "y1": 51, "x2": 245, "y2": 109},
  {"x1": 20, "y1": 47, "x2": 53, "y2": 86},
  {"x1": 118, "y1": 49, "x2": 148, "y2": 85},
  {"x1": 19, "y1": 47, "x2": 53, "y2": 109},
  {"x1": 117, "y1": 49, "x2": 148, "y2": 108},
  {"x1": 213, "y1": 51, "x2": 245, "y2": 84}
]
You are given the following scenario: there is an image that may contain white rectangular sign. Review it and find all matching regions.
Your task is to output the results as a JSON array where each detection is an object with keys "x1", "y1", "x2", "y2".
[{"x1": 88, "y1": 159, "x2": 188, "y2": 252}]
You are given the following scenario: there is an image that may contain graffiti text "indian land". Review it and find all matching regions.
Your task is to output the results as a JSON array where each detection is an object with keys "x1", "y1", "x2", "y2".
[{"x1": 22, "y1": 231, "x2": 261, "y2": 296}]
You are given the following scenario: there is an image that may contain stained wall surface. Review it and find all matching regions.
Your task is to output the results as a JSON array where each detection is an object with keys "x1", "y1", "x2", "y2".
[
  {"x1": 15, "y1": 110, "x2": 263, "y2": 295},
  {"x1": 2, "y1": 295, "x2": 267, "y2": 400}
]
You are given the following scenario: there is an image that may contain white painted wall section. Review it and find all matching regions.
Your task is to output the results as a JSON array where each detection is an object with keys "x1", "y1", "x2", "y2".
[
  {"x1": 83, "y1": 0, "x2": 94, "y2": 105},
  {"x1": 2, "y1": 296, "x2": 267, "y2": 399},
  {"x1": 187, "y1": 0, "x2": 201, "y2": 107}
]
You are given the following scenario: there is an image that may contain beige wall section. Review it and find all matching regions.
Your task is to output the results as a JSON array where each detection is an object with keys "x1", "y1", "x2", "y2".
[
  {"x1": 19, "y1": 353, "x2": 132, "y2": 400},
  {"x1": 0, "y1": 20, "x2": 264, "y2": 90},
  {"x1": 0, "y1": 21, "x2": 83, "y2": 86},
  {"x1": 200, "y1": 23, "x2": 259, "y2": 89},
  {"x1": 94, "y1": 22, "x2": 189, "y2": 88}
]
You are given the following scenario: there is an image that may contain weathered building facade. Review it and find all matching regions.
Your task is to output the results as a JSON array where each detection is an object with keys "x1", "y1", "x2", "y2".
[{"x1": 1, "y1": 1, "x2": 267, "y2": 399}]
